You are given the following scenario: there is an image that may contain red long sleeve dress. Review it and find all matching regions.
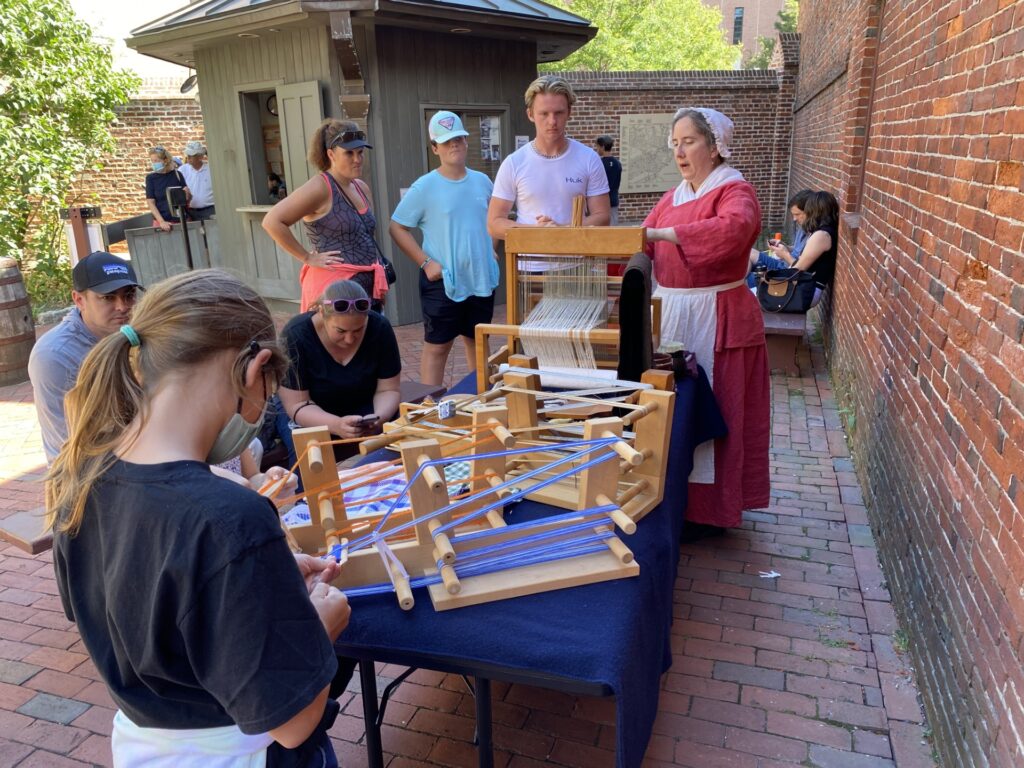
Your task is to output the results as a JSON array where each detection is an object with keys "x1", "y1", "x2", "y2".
[{"x1": 643, "y1": 180, "x2": 770, "y2": 528}]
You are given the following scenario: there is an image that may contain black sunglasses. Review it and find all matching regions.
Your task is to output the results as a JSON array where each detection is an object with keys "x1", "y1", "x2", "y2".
[
  {"x1": 329, "y1": 130, "x2": 366, "y2": 149},
  {"x1": 322, "y1": 297, "x2": 371, "y2": 314}
]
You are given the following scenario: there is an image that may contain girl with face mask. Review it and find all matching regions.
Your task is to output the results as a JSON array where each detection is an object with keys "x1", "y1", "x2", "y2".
[
  {"x1": 46, "y1": 269, "x2": 351, "y2": 767},
  {"x1": 145, "y1": 145, "x2": 191, "y2": 232}
]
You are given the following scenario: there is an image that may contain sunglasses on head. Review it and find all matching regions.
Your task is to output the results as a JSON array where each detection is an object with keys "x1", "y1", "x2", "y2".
[
  {"x1": 322, "y1": 297, "x2": 371, "y2": 314},
  {"x1": 329, "y1": 130, "x2": 366, "y2": 149}
]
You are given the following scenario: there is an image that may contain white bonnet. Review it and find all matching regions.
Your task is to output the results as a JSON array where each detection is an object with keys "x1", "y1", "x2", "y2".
[{"x1": 667, "y1": 108, "x2": 734, "y2": 159}]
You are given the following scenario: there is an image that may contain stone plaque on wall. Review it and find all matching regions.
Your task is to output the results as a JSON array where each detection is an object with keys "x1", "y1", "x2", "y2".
[{"x1": 620, "y1": 113, "x2": 678, "y2": 195}]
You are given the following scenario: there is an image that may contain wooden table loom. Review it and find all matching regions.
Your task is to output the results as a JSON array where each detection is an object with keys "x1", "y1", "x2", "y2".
[
  {"x1": 475, "y1": 219, "x2": 660, "y2": 393},
  {"x1": 282, "y1": 362, "x2": 676, "y2": 612}
]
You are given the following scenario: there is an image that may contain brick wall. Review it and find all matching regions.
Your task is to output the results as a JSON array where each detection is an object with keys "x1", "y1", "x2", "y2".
[
  {"x1": 791, "y1": 0, "x2": 1024, "y2": 765},
  {"x1": 75, "y1": 83, "x2": 206, "y2": 226},
  {"x1": 557, "y1": 60, "x2": 798, "y2": 231}
]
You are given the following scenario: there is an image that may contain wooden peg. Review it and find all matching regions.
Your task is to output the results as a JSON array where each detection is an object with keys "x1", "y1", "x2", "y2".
[
  {"x1": 308, "y1": 441, "x2": 324, "y2": 472},
  {"x1": 428, "y1": 519, "x2": 456, "y2": 564},
  {"x1": 596, "y1": 493, "x2": 637, "y2": 534},
  {"x1": 433, "y1": 548, "x2": 462, "y2": 595}
]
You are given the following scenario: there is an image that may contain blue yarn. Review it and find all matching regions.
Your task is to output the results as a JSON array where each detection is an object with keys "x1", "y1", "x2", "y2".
[{"x1": 344, "y1": 440, "x2": 620, "y2": 553}]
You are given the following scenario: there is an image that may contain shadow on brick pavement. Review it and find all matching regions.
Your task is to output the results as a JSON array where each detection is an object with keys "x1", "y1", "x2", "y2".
[{"x1": 0, "y1": 310, "x2": 936, "y2": 767}]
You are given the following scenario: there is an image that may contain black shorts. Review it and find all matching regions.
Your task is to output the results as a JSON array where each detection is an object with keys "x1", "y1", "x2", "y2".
[{"x1": 419, "y1": 271, "x2": 495, "y2": 345}]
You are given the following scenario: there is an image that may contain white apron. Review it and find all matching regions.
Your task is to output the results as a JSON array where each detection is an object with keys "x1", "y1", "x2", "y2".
[
  {"x1": 654, "y1": 277, "x2": 746, "y2": 483},
  {"x1": 112, "y1": 710, "x2": 273, "y2": 768}
]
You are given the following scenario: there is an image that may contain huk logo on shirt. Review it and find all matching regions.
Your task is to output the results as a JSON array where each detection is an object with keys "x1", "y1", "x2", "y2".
[
  {"x1": 439, "y1": 116, "x2": 456, "y2": 131},
  {"x1": 565, "y1": 176, "x2": 583, "y2": 184}
]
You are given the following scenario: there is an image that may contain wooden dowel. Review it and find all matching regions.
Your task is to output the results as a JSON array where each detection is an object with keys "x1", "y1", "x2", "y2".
[
  {"x1": 619, "y1": 448, "x2": 653, "y2": 473},
  {"x1": 417, "y1": 454, "x2": 445, "y2": 491},
  {"x1": 500, "y1": 385, "x2": 644, "y2": 410},
  {"x1": 379, "y1": 549, "x2": 415, "y2": 610},
  {"x1": 360, "y1": 432, "x2": 405, "y2": 454},
  {"x1": 308, "y1": 442, "x2": 324, "y2": 472},
  {"x1": 621, "y1": 401, "x2": 658, "y2": 427},
  {"x1": 337, "y1": 538, "x2": 349, "y2": 566},
  {"x1": 618, "y1": 479, "x2": 651, "y2": 506},
  {"x1": 596, "y1": 493, "x2": 637, "y2": 534},
  {"x1": 394, "y1": 576, "x2": 414, "y2": 610},
  {"x1": 432, "y1": 548, "x2": 462, "y2": 595},
  {"x1": 319, "y1": 497, "x2": 335, "y2": 528},
  {"x1": 428, "y1": 519, "x2": 456, "y2": 564},
  {"x1": 603, "y1": 533, "x2": 634, "y2": 564},
  {"x1": 487, "y1": 419, "x2": 515, "y2": 448},
  {"x1": 603, "y1": 433, "x2": 643, "y2": 466}
]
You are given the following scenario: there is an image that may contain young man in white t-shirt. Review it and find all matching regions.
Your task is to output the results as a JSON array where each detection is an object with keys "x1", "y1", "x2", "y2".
[{"x1": 488, "y1": 75, "x2": 610, "y2": 238}]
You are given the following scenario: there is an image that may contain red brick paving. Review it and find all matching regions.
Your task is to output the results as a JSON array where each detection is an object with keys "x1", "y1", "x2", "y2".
[{"x1": 0, "y1": 316, "x2": 937, "y2": 766}]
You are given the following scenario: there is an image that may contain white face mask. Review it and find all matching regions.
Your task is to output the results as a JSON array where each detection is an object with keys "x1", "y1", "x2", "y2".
[{"x1": 207, "y1": 399, "x2": 267, "y2": 466}]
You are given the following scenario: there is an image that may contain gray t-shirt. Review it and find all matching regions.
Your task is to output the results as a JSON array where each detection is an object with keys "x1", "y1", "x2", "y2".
[{"x1": 27, "y1": 308, "x2": 98, "y2": 462}]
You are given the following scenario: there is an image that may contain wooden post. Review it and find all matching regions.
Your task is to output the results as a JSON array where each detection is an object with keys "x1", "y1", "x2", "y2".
[{"x1": 292, "y1": 426, "x2": 347, "y2": 555}]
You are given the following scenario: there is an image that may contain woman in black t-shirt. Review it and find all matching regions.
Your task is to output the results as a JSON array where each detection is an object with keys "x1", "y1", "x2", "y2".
[
  {"x1": 278, "y1": 279, "x2": 402, "y2": 464},
  {"x1": 765, "y1": 190, "x2": 839, "y2": 292},
  {"x1": 46, "y1": 269, "x2": 351, "y2": 765}
]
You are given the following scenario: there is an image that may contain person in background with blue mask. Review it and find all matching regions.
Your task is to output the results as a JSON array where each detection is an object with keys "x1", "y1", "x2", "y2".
[
  {"x1": 145, "y1": 145, "x2": 190, "y2": 232},
  {"x1": 47, "y1": 269, "x2": 350, "y2": 767}
]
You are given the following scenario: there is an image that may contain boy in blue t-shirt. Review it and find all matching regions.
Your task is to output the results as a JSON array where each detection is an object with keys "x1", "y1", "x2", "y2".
[{"x1": 389, "y1": 110, "x2": 499, "y2": 385}]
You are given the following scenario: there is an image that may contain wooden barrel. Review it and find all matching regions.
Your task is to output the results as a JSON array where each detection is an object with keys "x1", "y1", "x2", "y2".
[{"x1": 0, "y1": 258, "x2": 36, "y2": 386}]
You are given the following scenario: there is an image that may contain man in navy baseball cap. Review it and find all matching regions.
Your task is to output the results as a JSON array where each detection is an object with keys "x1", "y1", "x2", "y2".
[
  {"x1": 72, "y1": 251, "x2": 142, "y2": 296},
  {"x1": 29, "y1": 252, "x2": 142, "y2": 461}
]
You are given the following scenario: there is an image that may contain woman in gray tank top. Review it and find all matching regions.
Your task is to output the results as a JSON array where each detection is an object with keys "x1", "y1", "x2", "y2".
[{"x1": 262, "y1": 119, "x2": 387, "y2": 311}]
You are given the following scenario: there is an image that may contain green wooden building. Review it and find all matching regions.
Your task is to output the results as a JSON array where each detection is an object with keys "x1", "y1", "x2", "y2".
[{"x1": 127, "y1": 0, "x2": 594, "y2": 323}]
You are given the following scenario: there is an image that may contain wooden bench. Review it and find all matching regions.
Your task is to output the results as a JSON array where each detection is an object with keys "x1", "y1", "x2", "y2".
[
  {"x1": 0, "y1": 508, "x2": 52, "y2": 555},
  {"x1": 762, "y1": 310, "x2": 806, "y2": 376}
]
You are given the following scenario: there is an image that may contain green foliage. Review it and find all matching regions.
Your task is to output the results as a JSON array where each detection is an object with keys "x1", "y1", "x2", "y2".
[
  {"x1": 776, "y1": 0, "x2": 799, "y2": 34},
  {"x1": 540, "y1": 0, "x2": 741, "y2": 72},
  {"x1": 746, "y1": 37, "x2": 776, "y2": 70},
  {"x1": 746, "y1": 0, "x2": 799, "y2": 69},
  {"x1": 0, "y1": 0, "x2": 139, "y2": 310}
]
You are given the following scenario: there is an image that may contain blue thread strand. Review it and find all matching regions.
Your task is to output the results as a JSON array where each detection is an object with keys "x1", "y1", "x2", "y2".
[{"x1": 346, "y1": 438, "x2": 619, "y2": 552}]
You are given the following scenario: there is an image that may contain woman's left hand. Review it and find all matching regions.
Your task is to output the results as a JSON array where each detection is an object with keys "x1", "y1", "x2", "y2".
[{"x1": 295, "y1": 553, "x2": 341, "y2": 592}]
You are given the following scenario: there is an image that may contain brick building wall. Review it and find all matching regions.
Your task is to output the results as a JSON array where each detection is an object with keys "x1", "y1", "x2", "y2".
[
  {"x1": 558, "y1": 60, "x2": 798, "y2": 231},
  {"x1": 790, "y1": 0, "x2": 1024, "y2": 765},
  {"x1": 75, "y1": 80, "x2": 206, "y2": 226}
]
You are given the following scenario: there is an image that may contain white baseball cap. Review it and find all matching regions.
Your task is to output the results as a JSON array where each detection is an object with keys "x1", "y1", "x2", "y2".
[{"x1": 428, "y1": 111, "x2": 469, "y2": 144}]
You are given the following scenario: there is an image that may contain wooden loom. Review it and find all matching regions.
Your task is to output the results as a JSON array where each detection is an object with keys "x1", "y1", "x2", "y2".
[
  {"x1": 474, "y1": 198, "x2": 655, "y2": 393},
  {"x1": 283, "y1": 362, "x2": 676, "y2": 612}
]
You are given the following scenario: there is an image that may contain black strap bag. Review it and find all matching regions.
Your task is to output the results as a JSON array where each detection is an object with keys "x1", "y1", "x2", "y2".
[{"x1": 757, "y1": 268, "x2": 816, "y2": 313}]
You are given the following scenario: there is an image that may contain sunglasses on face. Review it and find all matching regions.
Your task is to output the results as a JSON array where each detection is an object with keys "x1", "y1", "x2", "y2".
[
  {"x1": 328, "y1": 130, "x2": 366, "y2": 149},
  {"x1": 322, "y1": 297, "x2": 371, "y2": 314}
]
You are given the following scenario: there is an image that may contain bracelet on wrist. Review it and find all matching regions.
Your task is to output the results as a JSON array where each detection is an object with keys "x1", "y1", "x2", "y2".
[
  {"x1": 420, "y1": 256, "x2": 432, "y2": 270},
  {"x1": 291, "y1": 401, "x2": 315, "y2": 422}
]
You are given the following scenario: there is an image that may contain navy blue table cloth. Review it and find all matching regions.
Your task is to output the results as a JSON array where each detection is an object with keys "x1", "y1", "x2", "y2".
[{"x1": 335, "y1": 370, "x2": 725, "y2": 768}]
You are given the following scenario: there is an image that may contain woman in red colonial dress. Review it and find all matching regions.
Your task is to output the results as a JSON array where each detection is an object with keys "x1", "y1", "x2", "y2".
[{"x1": 644, "y1": 108, "x2": 770, "y2": 541}]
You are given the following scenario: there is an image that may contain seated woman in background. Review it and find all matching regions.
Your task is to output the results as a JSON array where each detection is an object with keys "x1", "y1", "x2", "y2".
[
  {"x1": 749, "y1": 191, "x2": 839, "y2": 305},
  {"x1": 278, "y1": 279, "x2": 401, "y2": 466},
  {"x1": 747, "y1": 188, "x2": 813, "y2": 281}
]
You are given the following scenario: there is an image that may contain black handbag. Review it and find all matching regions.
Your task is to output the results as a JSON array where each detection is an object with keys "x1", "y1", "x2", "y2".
[
  {"x1": 757, "y1": 268, "x2": 816, "y2": 313},
  {"x1": 335, "y1": 175, "x2": 398, "y2": 285}
]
